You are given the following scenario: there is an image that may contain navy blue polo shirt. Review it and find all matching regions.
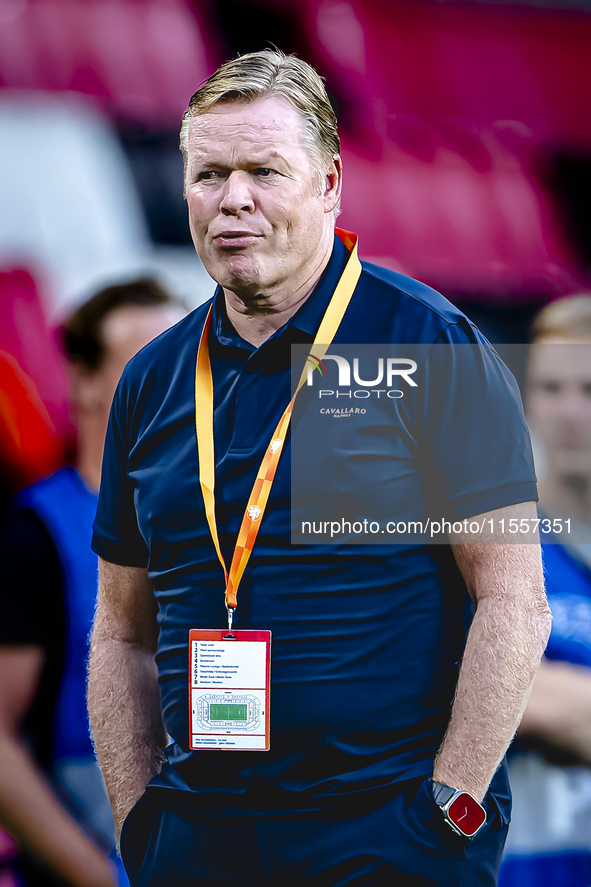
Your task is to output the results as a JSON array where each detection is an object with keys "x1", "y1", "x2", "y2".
[{"x1": 92, "y1": 235, "x2": 537, "y2": 814}]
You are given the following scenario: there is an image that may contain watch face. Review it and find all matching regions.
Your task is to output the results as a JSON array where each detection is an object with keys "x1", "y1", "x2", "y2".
[{"x1": 447, "y1": 793, "x2": 486, "y2": 837}]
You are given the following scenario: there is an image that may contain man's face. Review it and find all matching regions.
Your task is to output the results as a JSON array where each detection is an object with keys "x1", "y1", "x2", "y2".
[
  {"x1": 99, "y1": 305, "x2": 185, "y2": 407},
  {"x1": 75, "y1": 304, "x2": 185, "y2": 420},
  {"x1": 527, "y1": 340, "x2": 591, "y2": 480},
  {"x1": 184, "y1": 96, "x2": 338, "y2": 299}
]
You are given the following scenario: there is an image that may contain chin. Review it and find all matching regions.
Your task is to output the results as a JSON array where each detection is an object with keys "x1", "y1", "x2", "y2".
[
  {"x1": 223, "y1": 272, "x2": 262, "y2": 295},
  {"x1": 213, "y1": 257, "x2": 262, "y2": 290}
]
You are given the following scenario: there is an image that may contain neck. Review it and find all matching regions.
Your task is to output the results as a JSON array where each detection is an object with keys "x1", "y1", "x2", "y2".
[
  {"x1": 538, "y1": 474, "x2": 591, "y2": 523},
  {"x1": 75, "y1": 413, "x2": 107, "y2": 493},
  {"x1": 224, "y1": 229, "x2": 335, "y2": 348}
]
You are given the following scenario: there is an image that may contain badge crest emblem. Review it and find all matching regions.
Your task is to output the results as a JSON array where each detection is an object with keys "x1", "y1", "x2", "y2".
[
  {"x1": 247, "y1": 505, "x2": 262, "y2": 521},
  {"x1": 269, "y1": 439, "x2": 282, "y2": 454}
]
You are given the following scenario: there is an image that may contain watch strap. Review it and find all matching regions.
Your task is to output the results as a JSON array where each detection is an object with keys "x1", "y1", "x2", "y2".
[{"x1": 431, "y1": 780, "x2": 456, "y2": 807}]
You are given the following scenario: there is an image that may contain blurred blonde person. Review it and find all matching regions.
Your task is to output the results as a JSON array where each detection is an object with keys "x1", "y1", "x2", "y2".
[{"x1": 500, "y1": 295, "x2": 591, "y2": 887}]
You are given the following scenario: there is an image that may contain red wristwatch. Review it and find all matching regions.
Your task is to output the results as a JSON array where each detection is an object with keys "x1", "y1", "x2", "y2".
[{"x1": 431, "y1": 781, "x2": 487, "y2": 840}]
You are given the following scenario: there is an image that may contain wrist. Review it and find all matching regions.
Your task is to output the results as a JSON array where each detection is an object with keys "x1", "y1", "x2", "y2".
[{"x1": 432, "y1": 764, "x2": 486, "y2": 804}]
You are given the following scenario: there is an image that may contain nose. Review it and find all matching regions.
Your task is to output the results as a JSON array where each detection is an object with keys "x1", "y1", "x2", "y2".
[
  {"x1": 220, "y1": 171, "x2": 255, "y2": 216},
  {"x1": 557, "y1": 390, "x2": 590, "y2": 421}
]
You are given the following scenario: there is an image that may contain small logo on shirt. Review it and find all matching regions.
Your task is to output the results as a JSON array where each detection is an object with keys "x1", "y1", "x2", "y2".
[
  {"x1": 269, "y1": 439, "x2": 282, "y2": 454},
  {"x1": 247, "y1": 505, "x2": 262, "y2": 521},
  {"x1": 319, "y1": 407, "x2": 366, "y2": 417}
]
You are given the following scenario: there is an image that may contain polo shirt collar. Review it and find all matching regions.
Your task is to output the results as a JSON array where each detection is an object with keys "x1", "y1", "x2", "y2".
[{"x1": 211, "y1": 233, "x2": 349, "y2": 349}]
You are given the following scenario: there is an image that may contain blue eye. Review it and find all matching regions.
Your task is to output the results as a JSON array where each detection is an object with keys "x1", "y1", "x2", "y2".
[{"x1": 254, "y1": 168, "x2": 274, "y2": 177}]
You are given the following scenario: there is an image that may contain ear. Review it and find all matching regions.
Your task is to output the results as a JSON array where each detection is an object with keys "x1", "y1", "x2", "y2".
[{"x1": 323, "y1": 155, "x2": 343, "y2": 214}]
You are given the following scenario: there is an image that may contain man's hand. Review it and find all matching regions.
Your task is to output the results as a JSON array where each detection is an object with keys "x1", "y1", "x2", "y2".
[
  {"x1": 0, "y1": 646, "x2": 116, "y2": 887},
  {"x1": 88, "y1": 560, "x2": 167, "y2": 837},
  {"x1": 432, "y1": 501, "x2": 552, "y2": 801},
  {"x1": 519, "y1": 658, "x2": 591, "y2": 763}
]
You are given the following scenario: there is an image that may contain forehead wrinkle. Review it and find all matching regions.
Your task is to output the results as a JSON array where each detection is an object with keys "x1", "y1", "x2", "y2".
[
  {"x1": 187, "y1": 129, "x2": 306, "y2": 184},
  {"x1": 187, "y1": 104, "x2": 306, "y2": 158},
  {"x1": 189, "y1": 96, "x2": 305, "y2": 130},
  {"x1": 189, "y1": 133, "x2": 299, "y2": 165}
]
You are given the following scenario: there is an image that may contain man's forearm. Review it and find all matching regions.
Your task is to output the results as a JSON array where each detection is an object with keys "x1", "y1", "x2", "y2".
[
  {"x1": 433, "y1": 543, "x2": 551, "y2": 801},
  {"x1": 88, "y1": 636, "x2": 167, "y2": 836}
]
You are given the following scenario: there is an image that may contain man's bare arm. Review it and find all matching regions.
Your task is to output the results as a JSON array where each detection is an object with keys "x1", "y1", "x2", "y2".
[
  {"x1": 88, "y1": 559, "x2": 167, "y2": 837},
  {"x1": 519, "y1": 658, "x2": 591, "y2": 763},
  {"x1": 432, "y1": 501, "x2": 552, "y2": 801},
  {"x1": 0, "y1": 646, "x2": 116, "y2": 887}
]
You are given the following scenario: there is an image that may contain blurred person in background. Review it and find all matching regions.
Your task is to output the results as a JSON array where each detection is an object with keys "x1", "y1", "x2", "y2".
[
  {"x1": 0, "y1": 279, "x2": 185, "y2": 887},
  {"x1": 500, "y1": 295, "x2": 591, "y2": 887}
]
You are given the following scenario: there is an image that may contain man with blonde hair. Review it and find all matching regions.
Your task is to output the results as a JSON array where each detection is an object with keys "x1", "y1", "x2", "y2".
[{"x1": 89, "y1": 50, "x2": 550, "y2": 886}]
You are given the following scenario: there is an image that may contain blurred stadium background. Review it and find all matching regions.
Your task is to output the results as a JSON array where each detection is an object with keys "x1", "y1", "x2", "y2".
[{"x1": 1, "y1": 0, "x2": 591, "y2": 488}]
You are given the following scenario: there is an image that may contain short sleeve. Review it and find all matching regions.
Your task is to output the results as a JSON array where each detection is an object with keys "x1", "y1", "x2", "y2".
[
  {"x1": 92, "y1": 374, "x2": 149, "y2": 567},
  {"x1": 418, "y1": 322, "x2": 537, "y2": 520}
]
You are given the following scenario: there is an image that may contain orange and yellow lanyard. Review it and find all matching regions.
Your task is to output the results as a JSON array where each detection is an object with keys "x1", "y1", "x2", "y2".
[{"x1": 195, "y1": 229, "x2": 362, "y2": 629}]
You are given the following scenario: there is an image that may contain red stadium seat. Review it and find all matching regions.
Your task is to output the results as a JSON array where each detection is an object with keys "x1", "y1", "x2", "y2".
[
  {"x1": 0, "y1": 0, "x2": 221, "y2": 125},
  {"x1": 300, "y1": 0, "x2": 590, "y2": 298},
  {"x1": 304, "y1": 0, "x2": 591, "y2": 145},
  {"x1": 339, "y1": 128, "x2": 583, "y2": 300}
]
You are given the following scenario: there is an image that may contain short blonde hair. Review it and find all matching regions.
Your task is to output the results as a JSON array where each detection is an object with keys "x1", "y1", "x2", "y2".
[
  {"x1": 179, "y1": 49, "x2": 340, "y2": 185},
  {"x1": 531, "y1": 294, "x2": 591, "y2": 342}
]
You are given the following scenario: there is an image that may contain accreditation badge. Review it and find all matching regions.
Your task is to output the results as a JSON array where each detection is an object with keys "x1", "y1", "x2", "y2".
[{"x1": 189, "y1": 629, "x2": 271, "y2": 751}]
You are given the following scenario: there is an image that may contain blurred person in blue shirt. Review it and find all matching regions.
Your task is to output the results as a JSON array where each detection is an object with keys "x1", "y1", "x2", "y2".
[
  {"x1": 0, "y1": 279, "x2": 184, "y2": 887},
  {"x1": 500, "y1": 295, "x2": 591, "y2": 887}
]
